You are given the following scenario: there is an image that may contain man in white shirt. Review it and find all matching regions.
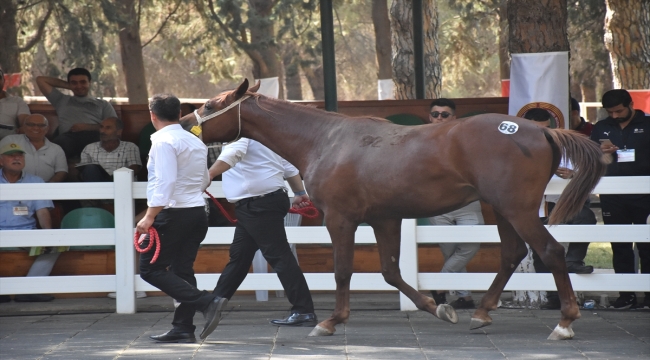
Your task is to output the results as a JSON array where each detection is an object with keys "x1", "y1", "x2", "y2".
[
  {"x1": 138, "y1": 94, "x2": 226, "y2": 344},
  {"x1": 207, "y1": 138, "x2": 316, "y2": 328}
]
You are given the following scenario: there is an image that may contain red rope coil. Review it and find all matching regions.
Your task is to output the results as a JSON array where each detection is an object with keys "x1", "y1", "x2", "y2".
[
  {"x1": 205, "y1": 190, "x2": 320, "y2": 225},
  {"x1": 134, "y1": 227, "x2": 161, "y2": 264}
]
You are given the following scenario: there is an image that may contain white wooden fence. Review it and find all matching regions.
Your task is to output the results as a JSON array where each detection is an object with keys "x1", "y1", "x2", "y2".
[{"x1": 1, "y1": 169, "x2": 648, "y2": 313}]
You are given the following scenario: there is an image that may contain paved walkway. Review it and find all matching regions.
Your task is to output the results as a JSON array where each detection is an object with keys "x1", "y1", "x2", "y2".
[{"x1": 1, "y1": 293, "x2": 648, "y2": 359}]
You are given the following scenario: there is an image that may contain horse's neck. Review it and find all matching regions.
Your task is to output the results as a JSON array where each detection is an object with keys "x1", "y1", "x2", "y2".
[{"x1": 242, "y1": 97, "x2": 342, "y2": 171}]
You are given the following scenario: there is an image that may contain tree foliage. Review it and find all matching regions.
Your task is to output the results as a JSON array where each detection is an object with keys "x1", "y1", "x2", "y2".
[{"x1": 439, "y1": 0, "x2": 501, "y2": 98}]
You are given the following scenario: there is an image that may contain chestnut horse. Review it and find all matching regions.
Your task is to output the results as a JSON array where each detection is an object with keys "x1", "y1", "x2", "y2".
[{"x1": 180, "y1": 80, "x2": 607, "y2": 340}]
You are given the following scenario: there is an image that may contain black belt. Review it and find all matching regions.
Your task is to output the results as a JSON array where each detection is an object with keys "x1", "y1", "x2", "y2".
[{"x1": 235, "y1": 188, "x2": 287, "y2": 207}]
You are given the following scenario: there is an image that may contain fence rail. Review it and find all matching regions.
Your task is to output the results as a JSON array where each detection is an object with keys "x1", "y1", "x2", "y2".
[{"x1": 1, "y1": 169, "x2": 648, "y2": 313}]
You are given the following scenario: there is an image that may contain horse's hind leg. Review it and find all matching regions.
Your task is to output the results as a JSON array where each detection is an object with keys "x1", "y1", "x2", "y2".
[
  {"x1": 509, "y1": 214, "x2": 580, "y2": 340},
  {"x1": 471, "y1": 211, "x2": 529, "y2": 330},
  {"x1": 369, "y1": 218, "x2": 458, "y2": 324},
  {"x1": 309, "y1": 212, "x2": 358, "y2": 337}
]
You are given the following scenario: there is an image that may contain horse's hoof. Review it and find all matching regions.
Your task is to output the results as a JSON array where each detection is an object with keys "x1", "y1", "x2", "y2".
[
  {"x1": 547, "y1": 324, "x2": 574, "y2": 340},
  {"x1": 469, "y1": 317, "x2": 492, "y2": 330},
  {"x1": 436, "y1": 304, "x2": 458, "y2": 324},
  {"x1": 308, "y1": 325, "x2": 334, "y2": 337}
]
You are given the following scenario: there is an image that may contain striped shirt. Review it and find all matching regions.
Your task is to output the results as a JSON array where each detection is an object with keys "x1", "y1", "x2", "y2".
[{"x1": 80, "y1": 141, "x2": 141, "y2": 176}]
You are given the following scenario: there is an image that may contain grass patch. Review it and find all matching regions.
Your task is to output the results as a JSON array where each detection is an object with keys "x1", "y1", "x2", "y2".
[{"x1": 584, "y1": 242, "x2": 613, "y2": 269}]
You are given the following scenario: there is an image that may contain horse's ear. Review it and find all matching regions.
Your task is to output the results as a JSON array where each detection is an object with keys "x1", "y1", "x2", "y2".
[
  {"x1": 233, "y1": 79, "x2": 249, "y2": 99},
  {"x1": 248, "y1": 80, "x2": 261, "y2": 93}
]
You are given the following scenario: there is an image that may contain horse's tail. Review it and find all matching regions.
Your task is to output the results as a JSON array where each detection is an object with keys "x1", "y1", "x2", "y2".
[{"x1": 544, "y1": 129, "x2": 610, "y2": 225}]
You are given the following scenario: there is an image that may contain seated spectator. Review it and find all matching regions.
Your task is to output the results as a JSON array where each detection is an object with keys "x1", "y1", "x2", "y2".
[
  {"x1": 36, "y1": 68, "x2": 117, "y2": 159},
  {"x1": 0, "y1": 114, "x2": 67, "y2": 182},
  {"x1": 426, "y1": 98, "x2": 484, "y2": 309},
  {"x1": 522, "y1": 107, "x2": 596, "y2": 310},
  {"x1": 569, "y1": 97, "x2": 593, "y2": 136},
  {"x1": 78, "y1": 117, "x2": 141, "y2": 182},
  {"x1": 0, "y1": 66, "x2": 31, "y2": 140},
  {"x1": 0, "y1": 142, "x2": 60, "y2": 302}
]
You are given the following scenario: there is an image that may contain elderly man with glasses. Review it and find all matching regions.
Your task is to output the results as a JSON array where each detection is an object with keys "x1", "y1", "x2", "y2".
[{"x1": 0, "y1": 114, "x2": 67, "y2": 183}]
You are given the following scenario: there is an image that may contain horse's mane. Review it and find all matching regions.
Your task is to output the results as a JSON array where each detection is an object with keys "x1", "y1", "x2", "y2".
[{"x1": 248, "y1": 91, "x2": 391, "y2": 124}]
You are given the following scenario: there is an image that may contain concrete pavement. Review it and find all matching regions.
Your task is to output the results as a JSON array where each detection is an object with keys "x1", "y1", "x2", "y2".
[{"x1": 0, "y1": 292, "x2": 648, "y2": 359}]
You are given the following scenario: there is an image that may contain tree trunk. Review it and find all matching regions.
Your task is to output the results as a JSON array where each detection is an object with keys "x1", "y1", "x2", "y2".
[
  {"x1": 498, "y1": 0, "x2": 510, "y2": 81},
  {"x1": 508, "y1": 0, "x2": 569, "y2": 53},
  {"x1": 580, "y1": 79, "x2": 597, "y2": 121},
  {"x1": 0, "y1": 0, "x2": 52, "y2": 76},
  {"x1": 390, "y1": 0, "x2": 441, "y2": 100},
  {"x1": 0, "y1": 0, "x2": 20, "y2": 74},
  {"x1": 301, "y1": 63, "x2": 325, "y2": 100},
  {"x1": 115, "y1": 0, "x2": 148, "y2": 104},
  {"x1": 247, "y1": 0, "x2": 280, "y2": 80},
  {"x1": 283, "y1": 44, "x2": 302, "y2": 100},
  {"x1": 372, "y1": 0, "x2": 393, "y2": 80},
  {"x1": 604, "y1": 0, "x2": 650, "y2": 89}
]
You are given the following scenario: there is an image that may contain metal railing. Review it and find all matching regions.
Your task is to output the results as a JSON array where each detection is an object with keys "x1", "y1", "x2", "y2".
[{"x1": 1, "y1": 169, "x2": 648, "y2": 312}]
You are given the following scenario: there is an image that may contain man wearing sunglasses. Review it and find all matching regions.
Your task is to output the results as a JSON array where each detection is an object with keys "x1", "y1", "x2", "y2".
[
  {"x1": 427, "y1": 98, "x2": 456, "y2": 124},
  {"x1": 426, "y1": 98, "x2": 484, "y2": 310}
]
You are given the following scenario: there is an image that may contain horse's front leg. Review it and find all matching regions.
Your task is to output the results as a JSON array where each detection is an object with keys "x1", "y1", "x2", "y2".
[
  {"x1": 369, "y1": 218, "x2": 458, "y2": 324},
  {"x1": 309, "y1": 212, "x2": 358, "y2": 336}
]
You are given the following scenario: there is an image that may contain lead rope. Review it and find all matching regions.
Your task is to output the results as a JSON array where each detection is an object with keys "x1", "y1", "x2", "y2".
[
  {"x1": 134, "y1": 227, "x2": 161, "y2": 264},
  {"x1": 204, "y1": 190, "x2": 320, "y2": 225}
]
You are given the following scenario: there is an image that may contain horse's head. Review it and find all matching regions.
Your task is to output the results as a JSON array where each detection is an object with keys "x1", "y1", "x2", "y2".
[{"x1": 179, "y1": 79, "x2": 261, "y2": 143}]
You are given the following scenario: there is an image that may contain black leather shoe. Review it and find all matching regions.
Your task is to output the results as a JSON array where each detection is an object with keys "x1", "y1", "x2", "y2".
[
  {"x1": 270, "y1": 312, "x2": 318, "y2": 326},
  {"x1": 567, "y1": 264, "x2": 594, "y2": 274},
  {"x1": 150, "y1": 330, "x2": 196, "y2": 343},
  {"x1": 14, "y1": 294, "x2": 54, "y2": 302},
  {"x1": 200, "y1": 296, "x2": 228, "y2": 340}
]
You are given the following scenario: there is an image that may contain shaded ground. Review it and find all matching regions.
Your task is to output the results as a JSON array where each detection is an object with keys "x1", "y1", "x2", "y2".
[{"x1": 1, "y1": 292, "x2": 648, "y2": 359}]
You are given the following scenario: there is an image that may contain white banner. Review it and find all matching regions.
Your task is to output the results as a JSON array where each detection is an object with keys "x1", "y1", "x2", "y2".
[
  {"x1": 257, "y1": 77, "x2": 279, "y2": 99},
  {"x1": 378, "y1": 79, "x2": 395, "y2": 100},
  {"x1": 508, "y1": 52, "x2": 569, "y2": 129}
]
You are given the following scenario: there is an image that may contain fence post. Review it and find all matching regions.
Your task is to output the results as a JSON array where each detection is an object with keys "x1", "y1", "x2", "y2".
[
  {"x1": 113, "y1": 168, "x2": 136, "y2": 313},
  {"x1": 399, "y1": 218, "x2": 419, "y2": 310}
]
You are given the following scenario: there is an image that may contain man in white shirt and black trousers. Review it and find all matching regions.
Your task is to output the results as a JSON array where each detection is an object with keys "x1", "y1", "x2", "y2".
[
  {"x1": 207, "y1": 137, "x2": 317, "y2": 329},
  {"x1": 137, "y1": 94, "x2": 227, "y2": 343}
]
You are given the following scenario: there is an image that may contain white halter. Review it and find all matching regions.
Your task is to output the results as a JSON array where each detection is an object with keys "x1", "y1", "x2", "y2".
[{"x1": 193, "y1": 95, "x2": 251, "y2": 145}]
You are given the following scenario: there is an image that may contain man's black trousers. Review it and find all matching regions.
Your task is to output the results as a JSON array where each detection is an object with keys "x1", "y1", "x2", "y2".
[
  {"x1": 600, "y1": 194, "x2": 650, "y2": 299},
  {"x1": 214, "y1": 190, "x2": 314, "y2": 314},
  {"x1": 139, "y1": 206, "x2": 214, "y2": 333}
]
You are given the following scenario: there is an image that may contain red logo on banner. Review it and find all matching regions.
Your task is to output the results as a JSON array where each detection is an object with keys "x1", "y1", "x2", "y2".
[{"x1": 516, "y1": 102, "x2": 565, "y2": 129}]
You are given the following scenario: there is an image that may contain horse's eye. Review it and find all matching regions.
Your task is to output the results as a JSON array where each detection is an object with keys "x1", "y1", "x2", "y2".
[{"x1": 204, "y1": 102, "x2": 211, "y2": 111}]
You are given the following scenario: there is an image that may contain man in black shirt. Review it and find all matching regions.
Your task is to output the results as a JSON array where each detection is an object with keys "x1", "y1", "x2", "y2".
[{"x1": 590, "y1": 89, "x2": 650, "y2": 310}]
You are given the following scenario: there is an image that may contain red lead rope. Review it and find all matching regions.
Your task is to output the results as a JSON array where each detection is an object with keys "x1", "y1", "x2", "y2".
[
  {"x1": 205, "y1": 190, "x2": 320, "y2": 225},
  {"x1": 133, "y1": 192, "x2": 319, "y2": 261},
  {"x1": 134, "y1": 227, "x2": 161, "y2": 264}
]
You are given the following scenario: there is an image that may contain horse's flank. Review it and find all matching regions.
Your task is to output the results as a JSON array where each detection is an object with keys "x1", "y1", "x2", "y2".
[{"x1": 224, "y1": 95, "x2": 559, "y2": 222}]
